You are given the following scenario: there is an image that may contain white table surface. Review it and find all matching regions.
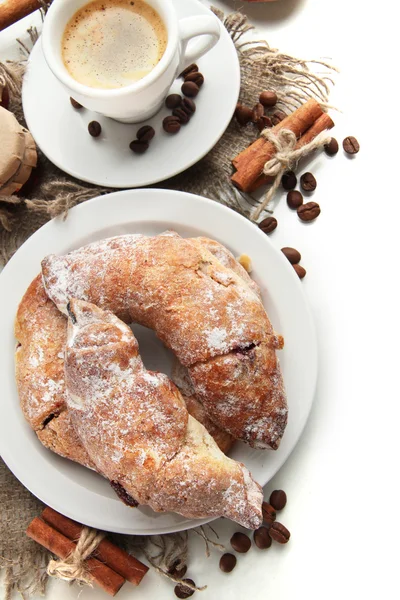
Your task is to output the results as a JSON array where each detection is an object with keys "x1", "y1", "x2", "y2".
[{"x1": 1, "y1": 0, "x2": 398, "y2": 599}]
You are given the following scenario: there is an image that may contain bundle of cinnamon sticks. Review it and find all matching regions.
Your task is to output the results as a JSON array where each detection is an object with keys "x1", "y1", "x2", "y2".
[
  {"x1": 231, "y1": 99, "x2": 334, "y2": 193},
  {"x1": 26, "y1": 507, "x2": 149, "y2": 596}
]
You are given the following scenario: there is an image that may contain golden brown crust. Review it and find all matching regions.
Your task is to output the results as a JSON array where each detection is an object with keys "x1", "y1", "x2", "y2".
[
  {"x1": 42, "y1": 232, "x2": 287, "y2": 448},
  {"x1": 189, "y1": 341, "x2": 287, "y2": 450},
  {"x1": 15, "y1": 275, "x2": 234, "y2": 465},
  {"x1": 15, "y1": 275, "x2": 67, "y2": 430},
  {"x1": 65, "y1": 299, "x2": 263, "y2": 528}
]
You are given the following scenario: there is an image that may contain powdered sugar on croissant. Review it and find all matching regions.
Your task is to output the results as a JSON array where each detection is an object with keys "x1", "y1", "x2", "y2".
[
  {"x1": 64, "y1": 299, "x2": 263, "y2": 528},
  {"x1": 42, "y1": 232, "x2": 288, "y2": 449}
]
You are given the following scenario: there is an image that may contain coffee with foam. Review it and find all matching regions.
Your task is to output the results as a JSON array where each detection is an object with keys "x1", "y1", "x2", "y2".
[{"x1": 62, "y1": 0, "x2": 167, "y2": 89}]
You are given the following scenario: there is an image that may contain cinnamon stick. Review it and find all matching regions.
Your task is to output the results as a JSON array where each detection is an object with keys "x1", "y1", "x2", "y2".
[
  {"x1": 231, "y1": 99, "x2": 324, "y2": 192},
  {"x1": 41, "y1": 507, "x2": 149, "y2": 586},
  {"x1": 246, "y1": 112, "x2": 335, "y2": 192},
  {"x1": 26, "y1": 518, "x2": 125, "y2": 596},
  {"x1": 0, "y1": 0, "x2": 42, "y2": 32}
]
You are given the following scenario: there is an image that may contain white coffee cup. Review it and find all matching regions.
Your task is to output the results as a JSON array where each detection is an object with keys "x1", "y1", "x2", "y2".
[{"x1": 42, "y1": 0, "x2": 221, "y2": 123}]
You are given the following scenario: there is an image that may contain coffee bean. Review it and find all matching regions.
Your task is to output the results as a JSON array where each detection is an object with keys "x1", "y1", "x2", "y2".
[
  {"x1": 88, "y1": 121, "x2": 101, "y2": 137},
  {"x1": 269, "y1": 522, "x2": 290, "y2": 544},
  {"x1": 282, "y1": 170, "x2": 297, "y2": 191},
  {"x1": 174, "y1": 579, "x2": 195, "y2": 599},
  {"x1": 219, "y1": 553, "x2": 237, "y2": 573},
  {"x1": 256, "y1": 115, "x2": 272, "y2": 132},
  {"x1": 261, "y1": 501, "x2": 276, "y2": 524},
  {"x1": 259, "y1": 216, "x2": 277, "y2": 234},
  {"x1": 287, "y1": 190, "x2": 303, "y2": 210},
  {"x1": 281, "y1": 247, "x2": 301, "y2": 265},
  {"x1": 182, "y1": 81, "x2": 199, "y2": 97},
  {"x1": 169, "y1": 561, "x2": 187, "y2": 579},
  {"x1": 293, "y1": 264, "x2": 306, "y2": 279},
  {"x1": 179, "y1": 63, "x2": 198, "y2": 78},
  {"x1": 136, "y1": 125, "x2": 155, "y2": 142},
  {"x1": 324, "y1": 137, "x2": 339, "y2": 156},
  {"x1": 165, "y1": 94, "x2": 182, "y2": 109},
  {"x1": 185, "y1": 71, "x2": 204, "y2": 87},
  {"x1": 271, "y1": 110, "x2": 286, "y2": 125},
  {"x1": 269, "y1": 489, "x2": 287, "y2": 510},
  {"x1": 259, "y1": 91, "x2": 277, "y2": 107},
  {"x1": 230, "y1": 532, "x2": 251, "y2": 553},
  {"x1": 181, "y1": 98, "x2": 196, "y2": 115},
  {"x1": 300, "y1": 172, "x2": 317, "y2": 192},
  {"x1": 163, "y1": 115, "x2": 181, "y2": 134},
  {"x1": 297, "y1": 201, "x2": 320, "y2": 222},
  {"x1": 254, "y1": 527, "x2": 272, "y2": 549},
  {"x1": 70, "y1": 97, "x2": 83, "y2": 109},
  {"x1": 235, "y1": 103, "x2": 253, "y2": 126},
  {"x1": 343, "y1": 135, "x2": 360, "y2": 155},
  {"x1": 172, "y1": 107, "x2": 190, "y2": 124},
  {"x1": 252, "y1": 102, "x2": 264, "y2": 123},
  {"x1": 129, "y1": 139, "x2": 149, "y2": 154}
]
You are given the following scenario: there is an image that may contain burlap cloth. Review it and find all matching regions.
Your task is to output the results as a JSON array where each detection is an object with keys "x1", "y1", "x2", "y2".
[{"x1": 0, "y1": 8, "x2": 334, "y2": 599}]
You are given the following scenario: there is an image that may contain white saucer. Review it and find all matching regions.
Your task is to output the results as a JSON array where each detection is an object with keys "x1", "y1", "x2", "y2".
[
  {"x1": 0, "y1": 189, "x2": 317, "y2": 535},
  {"x1": 22, "y1": 0, "x2": 240, "y2": 188}
]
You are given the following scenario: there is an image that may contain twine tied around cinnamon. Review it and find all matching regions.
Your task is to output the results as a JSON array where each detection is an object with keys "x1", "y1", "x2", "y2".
[
  {"x1": 47, "y1": 526, "x2": 106, "y2": 586},
  {"x1": 251, "y1": 128, "x2": 332, "y2": 221}
]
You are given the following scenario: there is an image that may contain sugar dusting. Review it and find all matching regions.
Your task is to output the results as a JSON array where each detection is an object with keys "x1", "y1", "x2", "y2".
[{"x1": 64, "y1": 299, "x2": 262, "y2": 527}]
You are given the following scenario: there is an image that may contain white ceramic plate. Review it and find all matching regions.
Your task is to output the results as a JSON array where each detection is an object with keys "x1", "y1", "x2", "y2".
[
  {"x1": 0, "y1": 190, "x2": 317, "y2": 535},
  {"x1": 21, "y1": 0, "x2": 240, "y2": 188}
]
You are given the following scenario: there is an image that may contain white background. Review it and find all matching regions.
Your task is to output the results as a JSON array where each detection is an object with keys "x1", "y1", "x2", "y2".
[{"x1": 1, "y1": 0, "x2": 399, "y2": 598}]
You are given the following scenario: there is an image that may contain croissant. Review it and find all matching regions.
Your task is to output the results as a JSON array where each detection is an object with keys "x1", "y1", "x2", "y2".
[
  {"x1": 42, "y1": 232, "x2": 288, "y2": 449},
  {"x1": 64, "y1": 298, "x2": 263, "y2": 528},
  {"x1": 15, "y1": 275, "x2": 231, "y2": 466}
]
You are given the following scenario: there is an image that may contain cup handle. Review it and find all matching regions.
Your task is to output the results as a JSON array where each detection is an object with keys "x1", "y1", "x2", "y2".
[{"x1": 178, "y1": 15, "x2": 221, "y2": 71}]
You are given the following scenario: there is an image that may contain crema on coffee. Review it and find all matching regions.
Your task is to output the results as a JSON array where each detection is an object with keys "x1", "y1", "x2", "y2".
[{"x1": 62, "y1": 0, "x2": 167, "y2": 89}]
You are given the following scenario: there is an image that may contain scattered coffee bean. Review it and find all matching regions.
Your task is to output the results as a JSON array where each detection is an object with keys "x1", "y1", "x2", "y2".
[
  {"x1": 169, "y1": 561, "x2": 188, "y2": 579},
  {"x1": 300, "y1": 172, "x2": 317, "y2": 192},
  {"x1": 269, "y1": 489, "x2": 287, "y2": 511},
  {"x1": 173, "y1": 107, "x2": 190, "y2": 124},
  {"x1": 252, "y1": 102, "x2": 264, "y2": 123},
  {"x1": 343, "y1": 135, "x2": 360, "y2": 155},
  {"x1": 184, "y1": 71, "x2": 204, "y2": 87},
  {"x1": 259, "y1": 91, "x2": 277, "y2": 108},
  {"x1": 261, "y1": 501, "x2": 276, "y2": 524},
  {"x1": 88, "y1": 120, "x2": 101, "y2": 137},
  {"x1": 259, "y1": 216, "x2": 277, "y2": 234},
  {"x1": 324, "y1": 137, "x2": 339, "y2": 156},
  {"x1": 297, "y1": 201, "x2": 320, "y2": 222},
  {"x1": 182, "y1": 81, "x2": 199, "y2": 97},
  {"x1": 70, "y1": 97, "x2": 83, "y2": 109},
  {"x1": 293, "y1": 264, "x2": 306, "y2": 279},
  {"x1": 281, "y1": 248, "x2": 301, "y2": 265},
  {"x1": 165, "y1": 94, "x2": 182, "y2": 109},
  {"x1": 179, "y1": 63, "x2": 198, "y2": 78},
  {"x1": 235, "y1": 103, "x2": 253, "y2": 126},
  {"x1": 0, "y1": 85, "x2": 10, "y2": 109},
  {"x1": 181, "y1": 97, "x2": 196, "y2": 115},
  {"x1": 163, "y1": 115, "x2": 181, "y2": 134},
  {"x1": 129, "y1": 139, "x2": 149, "y2": 154},
  {"x1": 219, "y1": 553, "x2": 237, "y2": 573},
  {"x1": 271, "y1": 110, "x2": 286, "y2": 125},
  {"x1": 256, "y1": 115, "x2": 272, "y2": 132},
  {"x1": 174, "y1": 579, "x2": 195, "y2": 599},
  {"x1": 136, "y1": 125, "x2": 155, "y2": 142},
  {"x1": 287, "y1": 190, "x2": 303, "y2": 210},
  {"x1": 254, "y1": 527, "x2": 272, "y2": 549},
  {"x1": 269, "y1": 522, "x2": 290, "y2": 544},
  {"x1": 230, "y1": 532, "x2": 251, "y2": 553},
  {"x1": 282, "y1": 170, "x2": 297, "y2": 191}
]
